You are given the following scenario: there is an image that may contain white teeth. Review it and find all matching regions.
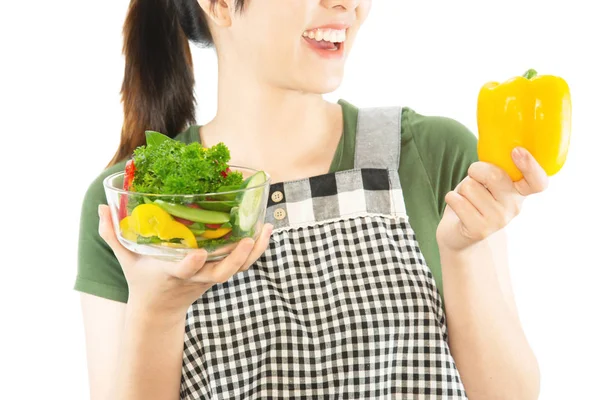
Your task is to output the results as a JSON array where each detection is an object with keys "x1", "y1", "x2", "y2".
[{"x1": 303, "y1": 28, "x2": 347, "y2": 43}]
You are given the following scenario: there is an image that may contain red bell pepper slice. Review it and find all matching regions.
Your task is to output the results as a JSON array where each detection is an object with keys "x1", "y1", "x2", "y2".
[{"x1": 118, "y1": 159, "x2": 135, "y2": 221}]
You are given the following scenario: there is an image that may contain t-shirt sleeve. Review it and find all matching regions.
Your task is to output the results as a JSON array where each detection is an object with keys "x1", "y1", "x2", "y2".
[
  {"x1": 74, "y1": 163, "x2": 129, "y2": 303},
  {"x1": 408, "y1": 111, "x2": 479, "y2": 217}
]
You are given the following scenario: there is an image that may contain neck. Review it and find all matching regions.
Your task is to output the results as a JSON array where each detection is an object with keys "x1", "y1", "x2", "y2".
[{"x1": 200, "y1": 60, "x2": 342, "y2": 169}]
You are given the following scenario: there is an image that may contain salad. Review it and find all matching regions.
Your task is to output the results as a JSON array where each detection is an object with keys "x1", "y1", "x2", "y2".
[{"x1": 116, "y1": 131, "x2": 268, "y2": 252}]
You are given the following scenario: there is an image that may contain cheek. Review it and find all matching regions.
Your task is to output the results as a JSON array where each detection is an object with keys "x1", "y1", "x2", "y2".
[
  {"x1": 359, "y1": 0, "x2": 373, "y2": 20},
  {"x1": 345, "y1": 1, "x2": 372, "y2": 52}
]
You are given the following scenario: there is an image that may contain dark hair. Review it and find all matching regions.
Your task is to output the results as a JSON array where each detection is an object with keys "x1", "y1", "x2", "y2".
[{"x1": 107, "y1": 0, "x2": 245, "y2": 167}]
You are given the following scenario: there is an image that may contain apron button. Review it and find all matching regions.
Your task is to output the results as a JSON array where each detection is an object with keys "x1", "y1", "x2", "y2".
[
  {"x1": 274, "y1": 208, "x2": 287, "y2": 220},
  {"x1": 271, "y1": 191, "x2": 284, "y2": 203}
]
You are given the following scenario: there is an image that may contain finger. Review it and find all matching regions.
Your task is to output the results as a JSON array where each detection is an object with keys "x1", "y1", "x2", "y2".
[
  {"x1": 238, "y1": 223, "x2": 274, "y2": 272},
  {"x1": 191, "y1": 237, "x2": 256, "y2": 284},
  {"x1": 511, "y1": 147, "x2": 550, "y2": 196},
  {"x1": 445, "y1": 191, "x2": 487, "y2": 240},
  {"x1": 163, "y1": 249, "x2": 209, "y2": 280},
  {"x1": 456, "y1": 177, "x2": 505, "y2": 222},
  {"x1": 466, "y1": 162, "x2": 515, "y2": 202},
  {"x1": 98, "y1": 204, "x2": 137, "y2": 266}
]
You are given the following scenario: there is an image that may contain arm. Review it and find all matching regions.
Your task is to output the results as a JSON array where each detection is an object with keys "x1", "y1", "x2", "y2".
[
  {"x1": 80, "y1": 204, "x2": 273, "y2": 400},
  {"x1": 80, "y1": 294, "x2": 126, "y2": 400},
  {"x1": 436, "y1": 147, "x2": 548, "y2": 399},
  {"x1": 80, "y1": 293, "x2": 187, "y2": 400},
  {"x1": 440, "y1": 230, "x2": 540, "y2": 399}
]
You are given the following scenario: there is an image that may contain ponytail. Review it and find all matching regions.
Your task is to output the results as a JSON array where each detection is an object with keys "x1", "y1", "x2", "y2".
[
  {"x1": 107, "y1": 0, "x2": 197, "y2": 167},
  {"x1": 107, "y1": 0, "x2": 246, "y2": 167}
]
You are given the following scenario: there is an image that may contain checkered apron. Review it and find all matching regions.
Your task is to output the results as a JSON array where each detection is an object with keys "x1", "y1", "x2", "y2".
[{"x1": 180, "y1": 107, "x2": 467, "y2": 399}]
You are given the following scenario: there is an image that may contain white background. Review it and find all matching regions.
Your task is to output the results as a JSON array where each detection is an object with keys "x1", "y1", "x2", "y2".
[{"x1": 1, "y1": 1, "x2": 599, "y2": 399}]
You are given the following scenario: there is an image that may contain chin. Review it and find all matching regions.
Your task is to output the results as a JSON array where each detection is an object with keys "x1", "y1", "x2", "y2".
[{"x1": 297, "y1": 72, "x2": 345, "y2": 95}]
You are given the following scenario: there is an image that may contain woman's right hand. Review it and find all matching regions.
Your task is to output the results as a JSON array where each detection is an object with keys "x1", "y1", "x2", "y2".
[{"x1": 97, "y1": 204, "x2": 274, "y2": 318}]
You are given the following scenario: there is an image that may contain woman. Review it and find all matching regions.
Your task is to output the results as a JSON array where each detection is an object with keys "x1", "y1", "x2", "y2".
[{"x1": 76, "y1": 0, "x2": 545, "y2": 398}]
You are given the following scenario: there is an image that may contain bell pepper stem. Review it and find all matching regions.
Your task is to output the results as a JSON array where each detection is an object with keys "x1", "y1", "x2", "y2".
[{"x1": 523, "y1": 69, "x2": 538, "y2": 79}]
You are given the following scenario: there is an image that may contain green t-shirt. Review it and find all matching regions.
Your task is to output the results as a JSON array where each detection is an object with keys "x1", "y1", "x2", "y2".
[{"x1": 74, "y1": 99, "x2": 478, "y2": 304}]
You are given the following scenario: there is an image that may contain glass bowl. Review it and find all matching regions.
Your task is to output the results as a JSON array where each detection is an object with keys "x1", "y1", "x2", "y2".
[{"x1": 103, "y1": 166, "x2": 271, "y2": 261}]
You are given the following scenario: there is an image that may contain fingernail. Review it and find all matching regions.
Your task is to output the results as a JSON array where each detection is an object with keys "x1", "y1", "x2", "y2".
[
  {"x1": 512, "y1": 147, "x2": 526, "y2": 164},
  {"x1": 98, "y1": 205, "x2": 104, "y2": 219}
]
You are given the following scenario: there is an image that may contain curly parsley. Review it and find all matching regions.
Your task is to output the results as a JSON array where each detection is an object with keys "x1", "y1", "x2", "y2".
[{"x1": 131, "y1": 131, "x2": 243, "y2": 195}]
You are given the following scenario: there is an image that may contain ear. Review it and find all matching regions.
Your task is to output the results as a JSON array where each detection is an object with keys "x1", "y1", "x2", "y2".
[{"x1": 197, "y1": 0, "x2": 233, "y2": 27}]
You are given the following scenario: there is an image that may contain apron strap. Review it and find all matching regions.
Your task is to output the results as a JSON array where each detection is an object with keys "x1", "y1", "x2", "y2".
[{"x1": 354, "y1": 106, "x2": 403, "y2": 171}]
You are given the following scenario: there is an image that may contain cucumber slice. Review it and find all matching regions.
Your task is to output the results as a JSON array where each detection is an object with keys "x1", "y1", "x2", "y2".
[
  {"x1": 154, "y1": 199, "x2": 231, "y2": 224},
  {"x1": 236, "y1": 171, "x2": 267, "y2": 232},
  {"x1": 230, "y1": 207, "x2": 241, "y2": 236}
]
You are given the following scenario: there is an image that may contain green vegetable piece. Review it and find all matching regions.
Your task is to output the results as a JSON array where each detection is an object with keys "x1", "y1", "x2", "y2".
[
  {"x1": 196, "y1": 200, "x2": 237, "y2": 212},
  {"x1": 214, "y1": 185, "x2": 243, "y2": 201},
  {"x1": 145, "y1": 130, "x2": 174, "y2": 147},
  {"x1": 136, "y1": 236, "x2": 162, "y2": 244},
  {"x1": 189, "y1": 222, "x2": 206, "y2": 231},
  {"x1": 154, "y1": 199, "x2": 231, "y2": 224},
  {"x1": 237, "y1": 171, "x2": 267, "y2": 232}
]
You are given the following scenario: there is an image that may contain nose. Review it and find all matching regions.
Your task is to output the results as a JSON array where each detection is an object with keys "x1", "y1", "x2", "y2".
[{"x1": 322, "y1": 0, "x2": 361, "y2": 11}]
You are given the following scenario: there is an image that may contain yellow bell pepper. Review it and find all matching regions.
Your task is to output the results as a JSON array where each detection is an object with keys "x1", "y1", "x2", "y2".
[
  {"x1": 165, "y1": 220, "x2": 198, "y2": 248},
  {"x1": 119, "y1": 216, "x2": 138, "y2": 242},
  {"x1": 477, "y1": 69, "x2": 572, "y2": 181},
  {"x1": 121, "y1": 204, "x2": 198, "y2": 248},
  {"x1": 130, "y1": 204, "x2": 173, "y2": 237},
  {"x1": 201, "y1": 227, "x2": 232, "y2": 240}
]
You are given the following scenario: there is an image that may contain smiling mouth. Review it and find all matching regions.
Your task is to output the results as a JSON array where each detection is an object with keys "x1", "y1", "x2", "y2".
[{"x1": 302, "y1": 28, "x2": 347, "y2": 51}]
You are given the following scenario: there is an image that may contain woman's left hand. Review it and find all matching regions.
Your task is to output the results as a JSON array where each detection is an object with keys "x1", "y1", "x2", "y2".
[{"x1": 436, "y1": 147, "x2": 550, "y2": 253}]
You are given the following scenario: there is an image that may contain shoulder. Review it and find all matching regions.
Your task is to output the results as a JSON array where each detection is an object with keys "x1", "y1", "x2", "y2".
[
  {"x1": 82, "y1": 161, "x2": 127, "y2": 207},
  {"x1": 400, "y1": 107, "x2": 479, "y2": 215},
  {"x1": 401, "y1": 107, "x2": 478, "y2": 158}
]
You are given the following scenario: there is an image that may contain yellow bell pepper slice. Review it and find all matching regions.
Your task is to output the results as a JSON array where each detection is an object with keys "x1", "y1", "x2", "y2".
[
  {"x1": 127, "y1": 204, "x2": 198, "y2": 248},
  {"x1": 130, "y1": 204, "x2": 174, "y2": 237},
  {"x1": 477, "y1": 69, "x2": 572, "y2": 181},
  {"x1": 119, "y1": 216, "x2": 138, "y2": 242},
  {"x1": 202, "y1": 227, "x2": 232, "y2": 240},
  {"x1": 165, "y1": 220, "x2": 198, "y2": 248}
]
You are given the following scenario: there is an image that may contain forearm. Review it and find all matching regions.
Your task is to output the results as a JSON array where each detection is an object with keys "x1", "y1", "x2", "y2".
[
  {"x1": 440, "y1": 240, "x2": 540, "y2": 399},
  {"x1": 112, "y1": 301, "x2": 187, "y2": 400}
]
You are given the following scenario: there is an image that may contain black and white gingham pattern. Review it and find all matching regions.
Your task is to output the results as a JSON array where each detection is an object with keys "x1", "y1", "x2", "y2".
[
  {"x1": 265, "y1": 168, "x2": 406, "y2": 230},
  {"x1": 180, "y1": 169, "x2": 467, "y2": 399}
]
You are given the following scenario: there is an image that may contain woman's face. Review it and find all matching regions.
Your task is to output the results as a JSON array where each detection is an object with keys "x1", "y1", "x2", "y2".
[{"x1": 219, "y1": 0, "x2": 372, "y2": 94}]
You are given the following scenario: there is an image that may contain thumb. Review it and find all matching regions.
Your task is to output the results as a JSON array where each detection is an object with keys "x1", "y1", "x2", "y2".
[{"x1": 98, "y1": 204, "x2": 136, "y2": 266}]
